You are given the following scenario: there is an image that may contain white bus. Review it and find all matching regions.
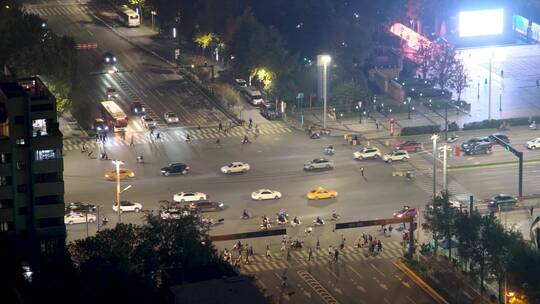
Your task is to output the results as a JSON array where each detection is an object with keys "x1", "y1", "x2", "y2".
[
  {"x1": 241, "y1": 87, "x2": 264, "y2": 106},
  {"x1": 118, "y1": 6, "x2": 140, "y2": 27},
  {"x1": 100, "y1": 100, "x2": 128, "y2": 132}
]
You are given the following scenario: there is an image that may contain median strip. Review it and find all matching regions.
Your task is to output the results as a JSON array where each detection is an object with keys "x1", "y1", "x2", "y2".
[
  {"x1": 448, "y1": 158, "x2": 540, "y2": 172},
  {"x1": 393, "y1": 259, "x2": 448, "y2": 304}
]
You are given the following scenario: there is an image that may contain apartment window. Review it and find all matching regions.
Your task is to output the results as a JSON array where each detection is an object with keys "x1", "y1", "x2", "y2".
[
  {"x1": 17, "y1": 184, "x2": 27, "y2": 193},
  {"x1": 38, "y1": 217, "x2": 63, "y2": 228},
  {"x1": 16, "y1": 161, "x2": 26, "y2": 170},
  {"x1": 0, "y1": 153, "x2": 11, "y2": 164},
  {"x1": 0, "y1": 199, "x2": 13, "y2": 208},
  {"x1": 18, "y1": 207, "x2": 27, "y2": 215},
  {"x1": 36, "y1": 195, "x2": 59, "y2": 206},
  {"x1": 16, "y1": 138, "x2": 25, "y2": 146},
  {"x1": 32, "y1": 119, "x2": 48, "y2": 137},
  {"x1": 14, "y1": 116, "x2": 25, "y2": 125},
  {"x1": 0, "y1": 176, "x2": 12, "y2": 186},
  {"x1": 35, "y1": 173, "x2": 62, "y2": 183},
  {"x1": 31, "y1": 104, "x2": 54, "y2": 112},
  {"x1": 0, "y1": 221, "x2": 13, "y2": 232},
  {"x1": 35, "y1": 149, "x2": 60, "y2": 161}
]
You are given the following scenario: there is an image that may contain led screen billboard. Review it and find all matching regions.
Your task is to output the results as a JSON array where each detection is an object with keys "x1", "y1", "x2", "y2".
[
  {"x1": 459, "y1": 9, "x2": 504, "y2": 37},
  {"x1": 532, "y1": 22, "x2": 540, "y2": 42},
  {"x1": 513, "y1": 14, "x2": 529, "y2": 35}
]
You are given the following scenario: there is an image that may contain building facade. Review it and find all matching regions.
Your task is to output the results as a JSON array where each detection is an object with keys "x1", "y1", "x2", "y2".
[{"x1": 0, "y1": 77, "x2": 65, "y2": 258}]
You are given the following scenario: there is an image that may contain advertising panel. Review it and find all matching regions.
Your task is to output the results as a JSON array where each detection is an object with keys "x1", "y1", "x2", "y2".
[
  {"x1": 532, "y1": 22, "x2": 540, "y2": 42},
  {"x1": 459, "y1": 9, "x2": 504, "y2": 37},
  {"x1": 513, "y1": 14, "x2": 529, "y2": 35}
]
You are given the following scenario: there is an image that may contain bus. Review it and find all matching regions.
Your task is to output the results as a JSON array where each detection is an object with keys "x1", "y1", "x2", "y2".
[
  {"x1": 100, "y1": 100, "x2": 128, "y2": 132},
  {"x1": 118, "y1": 6, "x2": 140, "y2": 27}
]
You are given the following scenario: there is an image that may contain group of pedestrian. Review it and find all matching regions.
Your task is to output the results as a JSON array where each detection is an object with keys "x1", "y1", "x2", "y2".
[
  {"x1": 223, "y1": 241, "x2": 254, "y2": 268},
  {"x1": 96, "y1": 133, "x2": 107, "y2": 142},
  {"x1": 357, "y1": 233, "x2": 382, "y2": 256},
  {"x1": 328, "y1": 246, "x2": 340, "y2": 262}
]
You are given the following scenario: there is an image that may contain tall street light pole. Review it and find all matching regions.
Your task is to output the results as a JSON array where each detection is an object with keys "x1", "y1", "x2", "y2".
[
  {"x1": 318, "y1": 55, "x2": 331, "y2": 130},
  {"x1": 442, "y1": 144, "x2": 449, "y2": 191},
  {"x1": 431, "y1": 134, "x2": 439, "y2": 199},
  {"x1": 151, "y1": 10, "x2": 157, "y2": 32},
  {"x1": 112, "y1": 160, "x2": 124, "y2": 223},
  {"x1": 499, "y1": 86, "x2": 502, "y2": 112},
  {"x1": 488, "y1": 53, "x2": 493, "y2": 120}
]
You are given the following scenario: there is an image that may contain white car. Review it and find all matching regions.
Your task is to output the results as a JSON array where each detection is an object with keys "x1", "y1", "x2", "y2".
[
  {"x1": 221, "y1": 162, "x2": 250, "y2": 174},
  {"x1": 251, "y1": 189, "x2": 282, "y2": 200},
  {"x1": 173, "y1": 191, "x2": 207, "y2": 203},
  {"x1": 112, "y1": 201, "x2": 143, "y2": 213},
  {"x1": 353, "y1": 147, "x2": 381, "y2": 160},
  {"x1": 64, "y1": 212, "x2": 97, "y2": 225},
  {"x1": 164, "y1": 111, "x2": 179, "y2": 124},
  {"x1": 141, "y1": 115, "x2": 157, "y2": 129},
  {"x1": 526, "y1": 138, "x2": 540, "y2": 150},
  {"x1": 382, "y1": 150, "x2": 410, "y2": 162}
]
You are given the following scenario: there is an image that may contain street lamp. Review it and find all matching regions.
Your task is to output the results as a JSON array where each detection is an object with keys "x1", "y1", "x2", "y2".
[
  {"x1": 318, "y1": 54, "x2": 331, "y2": 130},
  {"x1": 112, "y1": 160, "x2": 124, "y2": 223},
  {"x1": 488, "y1": 51, "x2": 494, "y2": 120},
  {"x1": 431, "y1": 134, "x2": 439, "y2": 199},
  {"x1": 357, "y1": 101, "x2": 362, "y2": 123},
  {"x1": 499, "y1": 86, "x2": 503, "y2": 112},
  {"x1": 151, "y1": 10, "x2": 157, "y2": 32},
  {"x1": 406, "y1": 97, "x2": 412, "y2": 119}
]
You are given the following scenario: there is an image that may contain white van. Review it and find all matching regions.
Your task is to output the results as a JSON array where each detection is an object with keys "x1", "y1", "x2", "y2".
[{"x1": 242, "y1": 86, "x2": 264, "y2": 105}]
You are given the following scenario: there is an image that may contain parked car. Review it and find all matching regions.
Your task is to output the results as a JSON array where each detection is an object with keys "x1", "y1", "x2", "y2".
[
  {"x1": 304, "y1": 158, "x2": 334, "y2": 170},
  {"x1": 488, "y1": 133, "x2": 510, "y2": 144},
  {"x1": 461, "y1": 137, "x2": 490, "y2": 150},
  {"x1": 353, "y1": 147, "x2": 381, "y2": 160},
  {"x1": 396, "y1": 141, "x2": 423, "y2": 152},
  {"x1": 251, "y1": 189, "x2": 282, "y2": 200},
  {"x1": 64, "y1": 212, "x2": 97, "y2": 225},
  {"x1": 382, "y1": 150, "x2": 410, "y2": 162},
  {"x1": 487, "y1": 194, "x2": 518, "y2": 209},
  {"x1": 173, "y1": 192, "x2": 207, "y2": 203},
  {"x1": 234, "y1": 78, "x2": 247, "y2": 88},
  {"x1": 161, "y1": 163, "x2": 190, "y2": 176},
  {"x1": 463, "y1": 143, "x2": 492, "y2": 155},
  {"x1": 131, "y1": 101, "x2": 146, "y2": 115},
  {"x1": 220, "y1": 162, "x2": 250, "y2": 174},
  {"x1": 164, "y1": 111, "x2": 179, "y2": 124},
  {"x1": 112, "y1": 201, "x2": 142, "y2": 213},
  {"x1": 189, "y1": 201, "x2": 225, "y2": 212},
  {"x1": 526, "y1": 138, "x2": 540, "y2": 150},
  {"x1": 393, "y1": 206, "x2": 417, "y2": 218}
]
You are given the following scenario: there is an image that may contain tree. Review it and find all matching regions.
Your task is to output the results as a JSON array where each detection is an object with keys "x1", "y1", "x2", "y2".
[
  {"x1": 194, "y1": 32, "x2": 217, "y2": 56},
  {"x1": 454, "y1": 208, "x2": 482, "y2": 274},
  {"x1": 331, "y1": 78, "x2": 370, "y2": 107},
  {"x1": 429, "y1": 44, "x2": 459, "y2": 92},
  {"x1": 423, "y1": 191, "x2": 458, "y2": 258},
  {"x1": 449, "y1": 59, "x2": 469, "y2": 102},
  {"x1": 414, "y1": 42, "x2": 434, "y2": 79}
]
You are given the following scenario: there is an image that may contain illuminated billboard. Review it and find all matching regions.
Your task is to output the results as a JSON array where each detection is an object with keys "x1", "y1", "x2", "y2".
[
  {"x1": 459, "y1": 9, "x2": 504, "y2": 37},
  {"x1": 512, "y1": 14, "x2": 529, "y2": 35},
  {"x1": 532, "y1": 22, "x2": 540, "y2": 42}
]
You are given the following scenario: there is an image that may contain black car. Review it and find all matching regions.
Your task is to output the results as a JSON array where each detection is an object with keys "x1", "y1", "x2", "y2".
[
  {"x1": 487, "y1": 194, "x2": 518, "y2": 209},
  {"x1": 189, "y1": 201, "x2": 225, "y2": 212},
  {"x1": 103, "y1": 52, "x2": 117, "y2": 64},
  {"x1": 66, "y1": 202, "x2": 97, "y2": 214},
  {"x1": 93, "y1": 118, "x2": 109, "y2": 133},
  {"x1": 130, "y1": 102, "x2": 146, "y2": 115},
  {"x1": 464, "y1": 143, "x2": 492, "y2": 155},
  {"x1": 488, "y1": 133, "x2": 510, "y2": 144},
  {"x1": 161, "y1": 163, "x2": 190, "y2": 176},
  {"x1": 461, "y1": 137, "x2": 490, "y2": 150}
]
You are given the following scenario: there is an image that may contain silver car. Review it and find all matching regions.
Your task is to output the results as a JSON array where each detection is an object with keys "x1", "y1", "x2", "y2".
[{"x1": 304, "y1": 158, "x2": 334, "y2": 170}]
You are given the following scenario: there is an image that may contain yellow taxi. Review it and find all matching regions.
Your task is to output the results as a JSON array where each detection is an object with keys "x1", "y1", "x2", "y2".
[
  {"x1": 307, "y1": 186, "x2": 338, "y2": 200},
  {"x1": 105, "y1": 169, "x2": 135, "y2": 181}
]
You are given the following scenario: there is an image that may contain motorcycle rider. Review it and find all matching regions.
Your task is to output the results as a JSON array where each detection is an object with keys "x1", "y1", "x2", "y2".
[
  {"x1": 315, "y1": 216, "x2": 324, "y2": 225},
  {"x1": 331, "y1": 209, "x2": 339, "y2": 220},
  {"x1": 242, "y1": 209, "x2": 249, "y2": 219},
  {"x1": 292, "y1": 216, "x2": 300, "y2": 225}
]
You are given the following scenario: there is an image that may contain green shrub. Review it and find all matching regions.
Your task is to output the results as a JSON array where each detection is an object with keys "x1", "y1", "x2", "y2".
[
  {"x1": 463, "y1": 117, "x2": 540, "y2": 130},
  {"x1": 401, "y1": 125, "x2": 441, "y2": 136},
  {"x1": 448, "y1": 121, "x2": 459, "y2": 132}
]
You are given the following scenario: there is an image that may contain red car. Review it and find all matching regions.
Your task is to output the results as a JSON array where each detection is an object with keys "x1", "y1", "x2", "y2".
[
  {"x1": 393, "y1": 206, "x2": 418, "y2": 218},
  {"x1": 396, "y1": 140, "x2": 423, "y2": 152}
]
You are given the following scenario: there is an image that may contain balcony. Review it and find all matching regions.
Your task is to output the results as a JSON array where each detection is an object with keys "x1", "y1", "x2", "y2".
[
  {"x1": 0, "y1": 208, "x2": 14, "y2": 221},
  {"x1": 35, "y1": 203, "x2": 65, "y2": 219},
  {"x1": 31, "y1": 134, "x2": 62, "y2": 151},
  {"x1": 0, "y1": 186, "x2": 13, "y2": 199},
  {"x1": 0, "y1": 163, "x2": 11, "y2": 175},
  {"x1": 33, "y1": 159, "x2": 63, "y2": 174},
  {"x1": 34, "y1": 182, "x2": 63, "y2": 196}
]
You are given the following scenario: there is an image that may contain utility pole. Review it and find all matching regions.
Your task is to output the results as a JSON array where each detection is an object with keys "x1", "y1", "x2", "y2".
[{"x1": 431, "y1": 134, "x2": 439, "y2": 199}]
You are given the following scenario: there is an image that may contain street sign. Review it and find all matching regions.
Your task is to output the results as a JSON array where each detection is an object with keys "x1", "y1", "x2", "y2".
[
  {"x1": 297, "y1": 92, "x2": 304, "y2": 99},
  {"x1": 174, "y1": 49, "x2": 180, "y2": 60},
  {"x1": 210, "y1": 228, "x2": 287, "y2": 241}
]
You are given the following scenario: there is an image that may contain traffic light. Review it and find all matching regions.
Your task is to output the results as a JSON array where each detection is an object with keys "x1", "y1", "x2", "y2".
[{"x1": 303, "y1": 57, "x2": 308, "y2": 62}]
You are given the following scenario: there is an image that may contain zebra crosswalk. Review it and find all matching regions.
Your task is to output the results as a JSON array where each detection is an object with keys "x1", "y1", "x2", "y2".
[
  {"x1": 239, "y1": 241, "x2": 405, "y2": 273},
  {"x1": 25, "y1": 5, "x2": 90, "y2": 17},
  {"x1": 63, "y1": 123, "x2": 292, "y2": 151}
]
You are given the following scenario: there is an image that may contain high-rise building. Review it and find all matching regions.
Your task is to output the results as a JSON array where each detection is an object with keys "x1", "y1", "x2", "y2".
[{"x1": 0, "y1": 77, "x2": 65, "y2": 259}]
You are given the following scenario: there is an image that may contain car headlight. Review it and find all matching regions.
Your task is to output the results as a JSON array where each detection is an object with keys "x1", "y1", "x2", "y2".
[
  {"x1": 113, "y1": 57, "x2": 117, "y2": 62},
  {"x1": 97, "y1": 126, "x2": 102, "y2": 131},
  {"x1": 218, "y1": 203, "x2": 224, "y2": 208},
  {"x1": 134, "y1": 108, "x2": 138, "y2": 113},
  {"x1": 141, "y1": 107, "x2": 145, "y2": 112},
  {"x1": 105, "y1": 58, "x2": 110, "y2": 62},
  {"x1": 104, "y1": 126, "x2": 109, "y2": 130}
]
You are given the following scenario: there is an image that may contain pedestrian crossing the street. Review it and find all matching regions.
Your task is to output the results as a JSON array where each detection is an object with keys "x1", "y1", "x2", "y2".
[
  {"x1": 63, "y1": 123, "x2": 292, "y2": 151},
  {"x1": 239, "y1": 241, "x2": 405, "y2": 273},
  {"x1": 25, "y1": 5, "x2": 90, "y2": 17}
]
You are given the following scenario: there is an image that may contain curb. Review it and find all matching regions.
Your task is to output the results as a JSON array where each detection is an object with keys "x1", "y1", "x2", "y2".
[
  {"x1": 448, "y1": 158, "x2": 540, "y2": 171},
  {"x1": 393, "y1": 259, "x2": 449, "y2": 304}
]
